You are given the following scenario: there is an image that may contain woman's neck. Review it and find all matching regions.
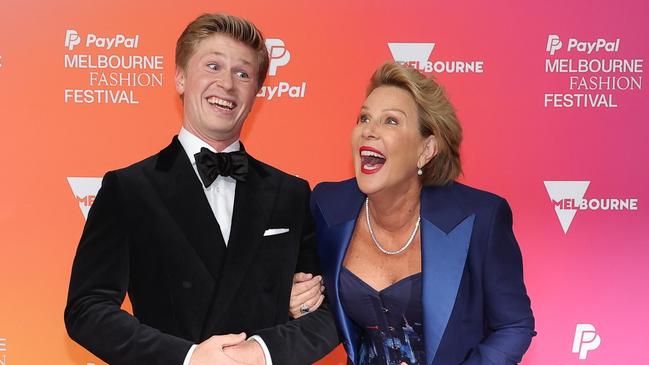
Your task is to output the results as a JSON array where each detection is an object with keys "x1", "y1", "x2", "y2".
[{"x1": 366, "y1": 181, "x2": 422, "y2": 233}]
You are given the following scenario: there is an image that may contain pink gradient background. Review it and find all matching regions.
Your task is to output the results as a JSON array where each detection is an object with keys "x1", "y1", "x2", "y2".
[{"x1": 0, "y1": 0, "x2": 647, "y2": 364}]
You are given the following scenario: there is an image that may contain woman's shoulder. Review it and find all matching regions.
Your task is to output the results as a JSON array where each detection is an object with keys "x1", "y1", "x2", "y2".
[
  {"x1": 423, "y1": 182, "x2": 513, "y2": 237},
  {"x1": 448, "y1": 181, "x2": 505, "y2": 205},
  {"x1": 312, "y1": 178, "x2": 359, "y2": 200},
  {"x1": 311, "y1": 178, "x2": 364, "y2": 224},
  {"x1": 425, "y1": 181, "x2": 508, "y2": 216}
]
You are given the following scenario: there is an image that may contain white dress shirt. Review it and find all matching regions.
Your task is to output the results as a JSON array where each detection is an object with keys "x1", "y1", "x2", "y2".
[
  {"x1": 178, "y1": 127, "x2": 272, "y2": 365},
  {"x1": 178, "y1": 127, "x2": 238, "y2": 246}
]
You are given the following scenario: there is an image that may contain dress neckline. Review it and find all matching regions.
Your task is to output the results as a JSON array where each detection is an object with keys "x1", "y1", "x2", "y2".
[{"x1": 341, "y1": 266, "x2": 422, "y2": 294}]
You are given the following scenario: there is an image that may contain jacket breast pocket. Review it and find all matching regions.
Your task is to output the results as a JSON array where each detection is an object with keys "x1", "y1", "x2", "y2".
[{"x1": 258, "y1": 228, "x2": 295, "y2": 252}]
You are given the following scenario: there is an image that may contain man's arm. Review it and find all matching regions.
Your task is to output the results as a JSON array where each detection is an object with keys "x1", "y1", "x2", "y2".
[
  {"x1": 223, "y1": 272, "x2": 326, "y2": 365},
  {"x1": 189, "y1": 334, "x2": 250, "y2": 365},
  {"x1": 249, "y1": 180, "x2": 340, "y2": 364},
  {"x1": 65, "y1": 171, "x2": 227, "y2": 365}
]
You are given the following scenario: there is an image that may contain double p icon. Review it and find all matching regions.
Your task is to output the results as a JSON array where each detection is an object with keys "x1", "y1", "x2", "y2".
[{"x1": 572, "y1": 323, "x2": 601, "y2": 360}]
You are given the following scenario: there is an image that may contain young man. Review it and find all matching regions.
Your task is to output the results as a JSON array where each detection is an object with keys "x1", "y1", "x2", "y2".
[{"x1": 65, "y1": 13, "x2": 337, "y2": 365}]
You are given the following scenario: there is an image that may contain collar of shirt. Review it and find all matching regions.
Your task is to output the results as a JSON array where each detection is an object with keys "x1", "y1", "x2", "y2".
[
  {"x1": 177, "y1": 126, "x2": 241, "y2": 164},
  {"x1": 177, "y1": 126, "x2": 238, "y2": 245}
]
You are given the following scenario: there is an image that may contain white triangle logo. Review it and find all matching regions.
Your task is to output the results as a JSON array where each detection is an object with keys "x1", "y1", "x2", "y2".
[
  {"x1": 387, "y1": 43, "x2": 435, "y2": 69},
  {"x1": 67, "y1": 177, "x2": 103, "y2": 220},
  {"x1": 543, "y1": 181, "x2": 590, "y2": 234}
]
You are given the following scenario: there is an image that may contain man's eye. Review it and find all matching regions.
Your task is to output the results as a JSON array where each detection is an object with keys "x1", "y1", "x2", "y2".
[
  {"x1": 236, "y1": 71, "x2": 250, "y2": 79},
  {"x1": 207, "y1": 63, "x2": 219, "y2": 71}
]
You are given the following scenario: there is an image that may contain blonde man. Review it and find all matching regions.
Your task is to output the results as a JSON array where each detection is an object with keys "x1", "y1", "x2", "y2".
[{"x1": 65, "y1": 13, "x2": 337, "y2": 365}]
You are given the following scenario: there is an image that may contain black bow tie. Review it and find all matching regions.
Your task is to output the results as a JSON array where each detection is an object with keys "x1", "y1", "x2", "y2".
[{"x1": 194, "y1": 147, "x2": 248, "y2": 187}]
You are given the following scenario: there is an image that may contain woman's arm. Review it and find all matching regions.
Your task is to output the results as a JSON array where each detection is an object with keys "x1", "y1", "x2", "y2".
[{"x1": 462, "y1": 199, "x2": 536, "y2": 365}]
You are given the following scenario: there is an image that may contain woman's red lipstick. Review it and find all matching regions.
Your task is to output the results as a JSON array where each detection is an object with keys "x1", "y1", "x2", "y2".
[{"x1": 359, "y1": 146, "x2": 386, "y2": 174}]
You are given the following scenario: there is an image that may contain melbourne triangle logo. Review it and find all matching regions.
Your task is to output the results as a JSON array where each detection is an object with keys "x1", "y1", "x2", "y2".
[
  {"x1": 387, "y1": 43, "x2": 435, "y2": 71},
  {"x1": 544, "y1": 181, "x2": 590, "y2": 234},
  {"x1": 67, "y1": 177, "x2": 103, "y2": 220}
]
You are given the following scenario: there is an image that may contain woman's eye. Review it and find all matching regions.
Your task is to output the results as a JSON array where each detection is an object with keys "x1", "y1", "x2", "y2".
[
  {"x1": 358, "y1": 115, "x2": 369, "y2": 124},
  {"x1": 386, "y1": 117, "x2": 399, "y2": 125}
]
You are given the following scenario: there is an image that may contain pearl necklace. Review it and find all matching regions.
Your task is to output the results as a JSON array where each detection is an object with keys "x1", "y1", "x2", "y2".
[{"x1": 365, "y1": 198, "x2": 420, "y2": 255}]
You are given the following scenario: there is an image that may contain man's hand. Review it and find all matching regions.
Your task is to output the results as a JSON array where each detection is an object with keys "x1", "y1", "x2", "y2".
[
  {"x1": 289, "y1": 272, "x2": 325, "y2": 318},
  {"x1": 189, "y1": 333, "x2": 248, "y2": 365},
  {"x1": 224, "y1": 338, "x2": 266, "y2": 365}
]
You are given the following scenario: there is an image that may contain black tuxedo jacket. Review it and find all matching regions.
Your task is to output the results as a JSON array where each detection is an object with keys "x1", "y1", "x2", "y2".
[{"x1": 65, "y1": 137, "x2": 339, "y2": 364}]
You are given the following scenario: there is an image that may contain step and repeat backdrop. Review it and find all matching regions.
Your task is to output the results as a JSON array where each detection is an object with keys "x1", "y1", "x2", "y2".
[{"x1": 1, "y1": 0, "x2": 647, "y2": 364}]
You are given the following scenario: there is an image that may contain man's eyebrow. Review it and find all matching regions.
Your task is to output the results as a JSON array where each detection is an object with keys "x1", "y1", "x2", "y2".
[{"x1": 209, "y1": 52, "x2": 254, "y2": 66}]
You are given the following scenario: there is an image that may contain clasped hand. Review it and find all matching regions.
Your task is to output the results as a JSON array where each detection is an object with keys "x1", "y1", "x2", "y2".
[
  {"x1": 190, "y1": 272, "x2": 325, "y2": 364},
  {"x1": 189, "y1": 333, "x2": 265, "y2": 365}
]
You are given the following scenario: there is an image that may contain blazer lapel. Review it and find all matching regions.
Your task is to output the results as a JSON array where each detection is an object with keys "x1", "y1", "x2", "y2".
[
  {"x1": 315, "y1": 180, "x2": 364, "y2": 364},
  {"x1": 420, "y1": 184, "x2": 475, "y2": 365},
  {"x1": 201, "y1": 154, "x2": 278, "y2": 338},
  {"x1": 322, "y1": 219, "x2": 360, "y2": 363},
  {"x1": 146, "y1": 137, "x2": 226, "y2": 280},
  {"x1": 318, "y1": 180, "x2": 475, "y2": 365}
]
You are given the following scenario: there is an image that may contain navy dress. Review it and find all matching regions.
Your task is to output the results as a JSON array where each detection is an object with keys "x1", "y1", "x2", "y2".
[{"x1": 339, "y1": 267, "x2": 426, "y2": 365}]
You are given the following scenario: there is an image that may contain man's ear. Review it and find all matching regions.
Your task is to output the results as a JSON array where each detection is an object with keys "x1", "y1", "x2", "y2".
[{"x1": 175, "y1": 68, "x2": 185, "y2": 96}]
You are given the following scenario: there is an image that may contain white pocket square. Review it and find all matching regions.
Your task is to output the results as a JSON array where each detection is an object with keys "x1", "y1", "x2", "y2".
[{"x1": 263, "y1": 228, "x2": 290, "y2": 236}]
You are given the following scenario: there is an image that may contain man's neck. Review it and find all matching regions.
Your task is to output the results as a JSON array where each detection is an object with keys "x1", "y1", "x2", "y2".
[{"x1": 182, "y1": 123, "x2": 239, "y2": 152}]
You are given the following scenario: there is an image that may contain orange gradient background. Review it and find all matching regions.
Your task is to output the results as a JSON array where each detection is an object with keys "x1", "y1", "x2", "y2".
[{"x1": 1, "y1": 1, "x2": 648, "y2": 364}]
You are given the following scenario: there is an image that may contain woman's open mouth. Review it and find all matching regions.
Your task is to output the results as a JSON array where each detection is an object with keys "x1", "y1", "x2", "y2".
[{"x1": 359, "y1": 146, "x2": 386, "y2": 174}]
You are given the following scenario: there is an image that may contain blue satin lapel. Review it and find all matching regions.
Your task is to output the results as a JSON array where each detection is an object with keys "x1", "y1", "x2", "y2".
[
  {"x1": 421, "y1": 214, "x2": 475, "y2": 365},
  {"x1": 319, "y1": 219, "x2": 360, "y2": 364}
]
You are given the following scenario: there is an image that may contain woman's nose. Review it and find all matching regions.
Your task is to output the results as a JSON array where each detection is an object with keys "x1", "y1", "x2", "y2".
[{"x1": 361, "y1": 120, "x2": 378, "y2": 139}]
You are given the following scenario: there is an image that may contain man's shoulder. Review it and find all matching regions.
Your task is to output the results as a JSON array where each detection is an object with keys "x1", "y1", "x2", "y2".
[
  {"x1": 104, "y1": 137, "x2": 179, "y2": 182},
  {"x1": 108, "y1": 150, "x2": 163, "y2": 179},
  {"x1": 248, "y1": 155, "x2": 309, "y2": 189}
]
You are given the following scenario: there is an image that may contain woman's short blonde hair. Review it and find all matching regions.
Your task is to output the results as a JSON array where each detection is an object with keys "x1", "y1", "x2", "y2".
[
  {"x1": 175, "y1": 13, "x2": 269, "y2": 89},
  {"x1": 367, "y1": 62, "x2": 462, "y2": 186}
]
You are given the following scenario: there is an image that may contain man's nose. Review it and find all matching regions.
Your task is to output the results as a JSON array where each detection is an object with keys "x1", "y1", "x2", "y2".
[{"x1": 217, "y1": 70, "x2": 234, "y2": 90}]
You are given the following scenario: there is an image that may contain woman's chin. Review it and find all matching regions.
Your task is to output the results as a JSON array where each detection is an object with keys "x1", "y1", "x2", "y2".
[{"x1": 355, "y1": 176, "x2": 385, "y2": 197}]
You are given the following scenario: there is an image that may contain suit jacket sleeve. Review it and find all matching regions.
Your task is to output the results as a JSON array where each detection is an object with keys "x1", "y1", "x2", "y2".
[
  {"x1": 64, "y1": 171, "x2": 193, "y2": 365},
  {"x1": 462, "y1": 198, "x2": 536, "y2": 365},
  {"x1": 254, "y1": 180, "x2": 340, "y2": 364}
]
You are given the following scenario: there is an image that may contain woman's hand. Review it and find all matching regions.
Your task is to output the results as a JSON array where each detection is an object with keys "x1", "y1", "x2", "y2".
[{"x1": 289, "y1": 272, "x2": 325, "y2": 318}]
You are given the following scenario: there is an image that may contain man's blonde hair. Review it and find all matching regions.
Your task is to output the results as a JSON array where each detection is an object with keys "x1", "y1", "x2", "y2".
[{"x1": 176, "y1": 13, "x2": 269, "y2": 89}]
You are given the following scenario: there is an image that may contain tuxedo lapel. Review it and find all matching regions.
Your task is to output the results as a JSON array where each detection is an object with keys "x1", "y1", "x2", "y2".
[
  {"x1": 420, "y1": 185, "x2": 474, "y2": 365},
  {"x1": 146, "y1": 137, "x2": 227, "y2": 281},
  {"x1": 201, "y1": 155, "x2": 278, "y2": 338}
]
